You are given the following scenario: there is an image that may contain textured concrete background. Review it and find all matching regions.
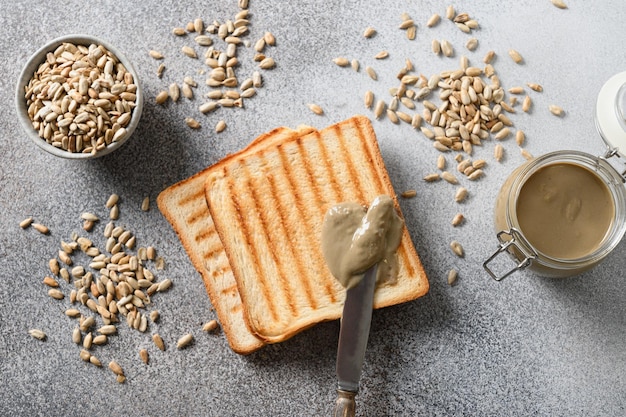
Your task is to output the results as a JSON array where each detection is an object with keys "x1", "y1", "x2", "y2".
[{"x1": 1, "y1": 1, "x2": 625, "y2": 416}]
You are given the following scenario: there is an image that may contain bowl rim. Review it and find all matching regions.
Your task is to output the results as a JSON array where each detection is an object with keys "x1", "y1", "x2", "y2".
[{"x1": 16, "y1": 34, "x2": 144, "y2": 159}]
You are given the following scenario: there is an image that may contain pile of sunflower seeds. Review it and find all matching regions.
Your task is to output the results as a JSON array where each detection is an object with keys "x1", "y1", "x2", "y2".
[
  {"x1": 331, "y1": 4, "x2": 567, "y2": 284},
  {"x1": 23, "y1": 42, "x2": 138, "y2": 155},
  {"x1": 24, "y1": 194, "x2": 178, "y2": 382},
  {"x1": 151, "y1": 0, "x2": 274, "y2": 133}
]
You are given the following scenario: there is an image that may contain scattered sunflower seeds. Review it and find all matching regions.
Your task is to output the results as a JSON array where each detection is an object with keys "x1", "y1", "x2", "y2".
[
  {"x1": 29, "y1": 329, "x2": 46, "y2": 340},
  {"x1": 176, "y1": 333, "x2": 194, "y2": 349},
  {"x1": 549, "y1": 105, "x2": 565, "y2": 116},
  {"x1": 447, "y1": 269, "x2": 458, "y2": 286},
  {"x1": 202, "y1": 320, "x2": 219, "y2": 332},
  {"x1": 308, "y1": 103, "x2": 324, "y2": 115},
  {"x1": 508, "y1": 49, "x2": 524, "y2": 64},
  {"x1": 450, "y1": 241, "x2": 464, "y2": 257}
]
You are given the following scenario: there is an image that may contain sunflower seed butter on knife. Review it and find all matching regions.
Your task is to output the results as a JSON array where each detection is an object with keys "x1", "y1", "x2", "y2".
[{"x1": 321, "y1": 195, "x2": 405, "y2": 417}]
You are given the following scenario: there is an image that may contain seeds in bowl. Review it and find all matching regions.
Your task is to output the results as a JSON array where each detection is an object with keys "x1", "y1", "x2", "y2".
[{"x1": 23, "y1": 42, "x2": 138, "y2": 155}]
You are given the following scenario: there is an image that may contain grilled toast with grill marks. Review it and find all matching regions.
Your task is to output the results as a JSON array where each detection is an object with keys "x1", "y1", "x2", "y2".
[
  {"x1": 157, "y1": 126, "x2": 316, "y2": 354},
  {"x1": 204, "y1": 115, "x2": 429, "y2": 344}
]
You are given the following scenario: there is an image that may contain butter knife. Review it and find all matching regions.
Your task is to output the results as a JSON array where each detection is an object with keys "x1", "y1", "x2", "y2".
[{"x1": 333, "y1": 264, "x2": 378, "y2": 417}]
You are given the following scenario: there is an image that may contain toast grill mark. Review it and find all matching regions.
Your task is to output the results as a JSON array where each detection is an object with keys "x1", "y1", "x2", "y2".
[
  {"x1": 265, "y1": 172, "x2": 318, "y2": 311},
  {"x1": 244, "y1": 159, "x2": 300, "y2": 318},
  {"x1": 178, "y1": 186, "x2": 206, "y2": 207},
  {"x1": 226, "y1": 166, "x2": 281, "y2": 325},
  {"x1": 296, "y1": 136, "x2": 339, "y2": 303},
  {"x1": 276, "y1": 142, "x2": 334, "y2": 308},
  {"x1": 352, "y1": 120, "x2": 417, "y2": 279},
  {"x1": 333, "y1": 123, "x2": 366, "y2": 204},
  {"x1": 194, "y1": 226, "x2": 216, "y2": 243},
  {"x1": 312, "y1": 130, "x2": 343, "y2": 203},
  {"x1": 186, "y1": 204, "x2": 210, "y2": 225}
]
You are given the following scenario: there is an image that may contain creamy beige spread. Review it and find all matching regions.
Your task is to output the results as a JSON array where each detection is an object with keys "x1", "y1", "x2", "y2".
[
  {"x1": 321, "y1": 195, "x2": 404, "y2": 289},
  {"x1": 516, "y1": 162, "x2": 614, "y2": 259}
]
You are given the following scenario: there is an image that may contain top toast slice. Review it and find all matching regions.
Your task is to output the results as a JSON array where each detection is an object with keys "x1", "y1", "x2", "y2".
[
  {"x1": 157, "y1": 126, "x2": 315, "y2": 354},
  {"x1": 205, "y1": 115, "x2": 429, "y2": 344}
]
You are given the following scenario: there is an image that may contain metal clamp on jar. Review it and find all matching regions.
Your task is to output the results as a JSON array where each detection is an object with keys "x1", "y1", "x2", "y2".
[{"x1": 484, "y1": 72, "x2": 626, "y2": 281}]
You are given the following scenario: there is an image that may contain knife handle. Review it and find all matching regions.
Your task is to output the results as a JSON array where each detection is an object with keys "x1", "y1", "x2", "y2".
[{"x1": 333, "y1": 389, "x2": 356, "y2": 417}]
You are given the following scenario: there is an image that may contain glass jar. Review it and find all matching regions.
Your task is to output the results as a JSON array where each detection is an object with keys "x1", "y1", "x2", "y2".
[{"x1": 484, "y1": 72, "x2": 626, "y2": 280}]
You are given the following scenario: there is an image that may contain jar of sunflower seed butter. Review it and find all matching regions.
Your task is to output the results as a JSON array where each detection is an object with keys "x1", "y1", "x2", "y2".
[{"x1": 484, "y1": 71, "x2": 626, "y2": 280}]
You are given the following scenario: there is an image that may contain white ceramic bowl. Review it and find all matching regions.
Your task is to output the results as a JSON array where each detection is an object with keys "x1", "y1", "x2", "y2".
[{"x1": 16, "y1": 34, "x2": 143, "y2": 159}]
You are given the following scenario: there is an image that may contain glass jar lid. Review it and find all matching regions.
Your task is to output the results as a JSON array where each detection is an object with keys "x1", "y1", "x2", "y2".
[{"x1": 596, "y1": 71, "x2": 626, "y2": 158}]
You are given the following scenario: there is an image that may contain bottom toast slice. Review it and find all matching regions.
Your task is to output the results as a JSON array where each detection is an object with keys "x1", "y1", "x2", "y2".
[
  {"x1": 205, "y1": 115, "x2": 429, "y2": 344},
  {"x1": 157, "y1": 126, "x2": 315, "y2": 354}
]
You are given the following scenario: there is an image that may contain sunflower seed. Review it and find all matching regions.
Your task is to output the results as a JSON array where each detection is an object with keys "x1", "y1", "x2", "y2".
[
  {"x1": 141, "y1": 197, "x2": 150, "y2": 212},
  {"x1": 149, "y1": 50, "x2": 164, "y2": 60},
  {"x1": 93, "y1": 335, "x2": 107, "y2": 345},
  {"x1": 522, "y1": 96, "x2": 532, "y2": 113},
  {"x1": 374, "y1": 50, "x2": 389, "y2": 59},
  {"x1": 176, "y1": 333, "x2": 194, "y2": 349},
  {"x1": 98, "y1": 325, "x2": 117, "y2": 335},
  {"x1": 72, "y1": 327, "x2": 81, "y2": 344},
  {"x1": 153, "y1": 333, "x2": 165, "y2": 351},
  {"x1": 508, "y1": 49, "x2": 523, "y2": 64},
  {"x1": 185, "y1": 117, "x2": 200, "y2": 129},
  {"x1": 516, "y1": 130, "x2": 525, "y2": 146},
  {"x1": 48, "y1": 288, "x2": 64, "y2": 300},
  {"x1": 441, "y1": 171, "x2": 458, "y2": 184},
  {"x1": 483, "y1": 50, "x2": 495, "y2": 64},
  {"x1": 521, "y1": 148, "x2": 533, "y2": 160},
  {"x1": 80, "y1": 349, "x2": 91, "y2": 362},
  {"x1": 374, "y1": 100, "x2": 385, "y2": 119},
  {"x1": 441, "y1": 40, "x2": 454, "y2": 57},
  {"x1": 32, "y1": 223, "x2": 49, "y2": 234},
  {"x1": 450, "y1": 241, "x2": 464, "y2": 257},
  {"x1": 398, "y1": 18, "x2": 414, "y2": 30},
  {"x1": 400, "y1": 190, "x2": 417, "y2": 199},
  {"x1": 308, "y1": 103, "x2": 324, "y2": 115},
  {"x1": 182, "y1": 46, "x2": 197, "y2": 58},
  {"x1": 20, "y1": 217, "x2": 33, "y2": 229},
  {"x1": 447, "y1": 269, "x2": 458, "y2": 286},
  {"x1": 427, "y1": 13, "x2": 440, "y2": 27},
  {"x1": 455, "y1": 187, "x2": 468, "y2": 202},
  {"x1": 172, "y1": 27, "x2": 186, "y2": 36},
  {"x1": 155, "y1": 91, "x2": 168, "y2": 105},
  {"x1": 549, "y1": 105, "x2": 565, "y2": 116},
  {"x1": 468, "y1": 169, "x2": 484, "y2": 180},
  {"x1": 105, "y1": 194, "x2": 119, "y2": 209},
  {"x1": 203, "y1": 320, "x2": 219, "y2": 332},
  {"x1": 364, "y1": 91, "x2": 374, "y2": 109},
  {"x1": 495, "y1": 128, "x2": 511, "y2": 140},
  {"x1": 109, "y1": 360, "x2": 124, "y2": 376},
  {"x1": 446, "y1": 5, "x2": 455, "y2": 20},
  {"x1": 452, "y1": 213, "x2": 465, "y2": 227},
  {"x1": 432, "y1": 39, "x2": 441, "y2": 55},
  {"x1": 551, "y1": 0, "x2": 567, "y2": 9},
  {"x1": 363, "y1": 27, "x2": 376, "y2": 38},
  {"x1": 139, "y1": 349, "x2": 149, "y2": 364},
  {"x1": 366, "y1": 66, "x2": 377, "y2": 81},
  {"x1": 259, "y1": 57, "x2": 275, "y2": 69},
  {"x1": 333, "y1": 57, "x2": 350, "y2": 67},
  {"x1": 423, "y1": 173, "x2": 441, "y2": 182},
  {"x1": 527, "y1": 83, "x2": 543, "y2": 92},
  {"x1": 29, "y1": 329, "x2": 46, "y2": 340},
  {"x1": 466, "y1": 38, "x2": 478, "y2": 51},
  {"x1": 83, "y1": 332, "x2": 93, "y2": 349},
  {"x1": 215, "y1": 120, "x2": 227, "y2": 133}
]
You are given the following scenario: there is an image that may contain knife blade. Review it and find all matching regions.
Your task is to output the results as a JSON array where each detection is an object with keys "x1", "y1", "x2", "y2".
[{"x1": 333, "y1": 264, "x2": 378, "y2": 417}]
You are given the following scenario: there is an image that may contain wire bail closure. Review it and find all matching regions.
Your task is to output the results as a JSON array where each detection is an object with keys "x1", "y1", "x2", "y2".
[{"x1": 483, "y1": 228, "x2": 537, "y2": 281}]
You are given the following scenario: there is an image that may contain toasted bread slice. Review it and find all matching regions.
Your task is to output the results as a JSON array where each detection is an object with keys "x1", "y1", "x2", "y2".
[
  {"x1": 205, "y1": 115, "x2": 429, "y2": 344},
  {"x1": 157, "y1": 126, "x2": 316, "y2": 354}
]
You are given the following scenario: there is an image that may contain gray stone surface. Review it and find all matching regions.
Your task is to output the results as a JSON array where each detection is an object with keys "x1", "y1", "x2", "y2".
[{"x1": 1, "y1": 1, "x2": 626, "y2": 416}]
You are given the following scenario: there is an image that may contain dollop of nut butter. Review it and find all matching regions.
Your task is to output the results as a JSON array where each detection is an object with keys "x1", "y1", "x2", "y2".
[
  {"x1": 516, "y1": 163, "x2": 614, "y2": 259},
  {"x1": 321, "y1": 195, "x2": 404, "y2": 289}
]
